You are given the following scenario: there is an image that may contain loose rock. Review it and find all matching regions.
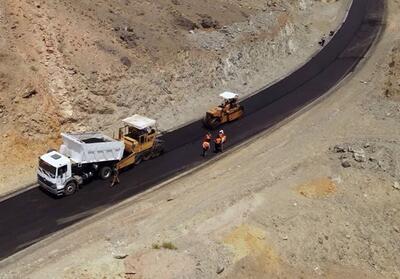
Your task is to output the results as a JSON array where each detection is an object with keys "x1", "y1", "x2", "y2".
[
  {"x1": 333, "y1": 144, "x2": 346, "y2": 153},
  {"x1": 113, "y1": 253, "x2": 128, "y2": 259},
  {"x1": 216, "y1": 266, "x2": 224, "y2": 274},
  {"x1": 199, "y1": 16, "x2": 219, "y2": 29},
  {"x1": 22, "y1": 88, "x2": 38, "y2": 98},
  {"x1": 120, "y1": 56, "x2": 132, "y2": 67},
  {"x1": 341, "y1": 159, "x2": 351, "y2": 168},
  {"x1": 353, "y1": 151, "x2": 366, "y2": 162}
]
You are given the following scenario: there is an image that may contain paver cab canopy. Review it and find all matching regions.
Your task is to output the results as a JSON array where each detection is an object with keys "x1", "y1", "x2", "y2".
[{"x1": 122, "y1": 114, "x2": 156, "y2": 130}]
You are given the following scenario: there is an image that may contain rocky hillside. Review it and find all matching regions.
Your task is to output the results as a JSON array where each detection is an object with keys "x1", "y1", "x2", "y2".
[{"x1": 0, "y1": 0, "x2": 347, "y2": 193}]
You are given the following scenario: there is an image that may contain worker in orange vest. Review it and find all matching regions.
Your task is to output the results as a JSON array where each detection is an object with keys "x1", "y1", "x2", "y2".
[
  {"x1": 218, "y1": 130, "x2": 226, "y2": 152},
  {"x1": 204, "y1": 132, "x2": 212, "y2": 143},
  {"x1": 214, "y1": 135, "x2": 222, "y2": 153},
  {"x1": 202, "y1": 132, "x2": 212, "y2": 157}
]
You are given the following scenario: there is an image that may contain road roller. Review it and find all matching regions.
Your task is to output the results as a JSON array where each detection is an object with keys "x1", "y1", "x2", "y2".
[{"x1": 203, "y1": 92, "x2": 244, "y2": 129}]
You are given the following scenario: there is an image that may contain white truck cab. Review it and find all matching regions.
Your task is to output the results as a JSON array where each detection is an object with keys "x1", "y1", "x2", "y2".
[
  {"x1": 37, "y1": 151, "x2": 72, "y2": 195},
  {"x1": 37, "y1": 132, "x2": 124, "y2": 196}
]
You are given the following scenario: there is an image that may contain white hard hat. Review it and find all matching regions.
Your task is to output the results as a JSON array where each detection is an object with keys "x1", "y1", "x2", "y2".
[{"x1": 219, "y1": 130, "x2": 224, "y2": 134}]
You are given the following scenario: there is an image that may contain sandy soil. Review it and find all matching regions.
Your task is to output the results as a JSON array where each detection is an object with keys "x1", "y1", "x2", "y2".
[
  {"x1": 1, "y1": 1, "x2": 400, "y2": 278},
  {"x1": 0, "y1": 0, "x2": 348, "y2": 195}
]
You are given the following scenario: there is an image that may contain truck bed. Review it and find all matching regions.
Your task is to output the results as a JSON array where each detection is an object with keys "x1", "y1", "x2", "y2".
[{"x1": 60, "y1": 132, "x2": 124, "y2": 164}]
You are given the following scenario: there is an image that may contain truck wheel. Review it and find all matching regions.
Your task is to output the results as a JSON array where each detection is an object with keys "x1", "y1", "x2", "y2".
[
  {"x1": 99, "y1": 166, "x2": 112, "y2": 180},
  {"x1": 64, "y1": 181, "x2": 77, "y2": 196}
]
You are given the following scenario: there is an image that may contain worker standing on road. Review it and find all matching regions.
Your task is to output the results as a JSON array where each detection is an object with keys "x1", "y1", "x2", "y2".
[
  {"x1": 219, "y1": 130, "x2": 226, "y2": 152},
  {"x1": 110, "y1": 166, "x2": 120, "y2": 187},
  {"x1": 214, "y1": 135, "x2": 222, "y2": 153},
  {"x1": 202, "y1": 132, "x2": 212, "y2": 157},
  {"x1": 204, "y1": 132, "x2": 212, "y2": 143}
]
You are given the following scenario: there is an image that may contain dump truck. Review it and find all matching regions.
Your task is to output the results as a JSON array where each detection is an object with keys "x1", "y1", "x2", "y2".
[
  {"x1": 37, "y1": 115, "x2": 164, "y2": 196},
  {"x1": 203, "y1": 92, "x2": 244, "y2": 129}
]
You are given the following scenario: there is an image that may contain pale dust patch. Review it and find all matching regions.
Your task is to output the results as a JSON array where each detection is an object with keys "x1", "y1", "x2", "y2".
[
  {"x1": 194, "y1": 194, "x2": 264, "y2": 236},
  {"x1": 296, "y1": 177, "x2": 337, "y2": 198},
  {"x1": 323, "y1": 265, "x2": 379, "y2": 279},
  {"x1": 123, "y1": 249, "x2": 196, "y2": 279},
  {"x1": 61, "y1": 260, "x2": 124, "y2": 279},
  {"x1": 223, "y1": 225, "x2": 280, "y2": 271},
  {"x1": 56, "y1": 207, "x2": 108, "y2": 225}
]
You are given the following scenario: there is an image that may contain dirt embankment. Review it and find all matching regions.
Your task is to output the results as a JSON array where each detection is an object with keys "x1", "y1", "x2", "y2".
[{"x1": 0, "y1": 0, "x2": 347, "y2": 194}]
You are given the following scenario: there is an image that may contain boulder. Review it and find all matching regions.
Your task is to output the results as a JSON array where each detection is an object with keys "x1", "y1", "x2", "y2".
[
  {"x1": 216, "y1": 266, "x2": 224, "y2": 274},
  {"x1": 353, "y1": 151, "x2": 366, "y2": 162},
  {"x1": 341, "y1": 159, "x2": 351, "y2": 168},
  {"x1": 333, "y1": 144, "x2": 346, "y2": 153},
  {"x1": 113, "y1": 253, "x2": 128, "y2": 259}
]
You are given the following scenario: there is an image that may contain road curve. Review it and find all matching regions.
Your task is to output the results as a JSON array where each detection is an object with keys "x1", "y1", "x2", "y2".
[{"x1": 0, "y1": 0, "x2": 384, "y2": 262}]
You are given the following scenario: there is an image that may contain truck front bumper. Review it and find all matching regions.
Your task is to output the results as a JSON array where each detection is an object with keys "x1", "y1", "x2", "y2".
[{"x1": 37, "y1": 175, "x2": 63, "y2": 196}]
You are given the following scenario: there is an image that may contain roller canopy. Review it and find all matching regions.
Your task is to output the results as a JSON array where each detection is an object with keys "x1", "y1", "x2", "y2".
[{"x1": 220, "y1": 92, "x2": 239, "y2": 100}]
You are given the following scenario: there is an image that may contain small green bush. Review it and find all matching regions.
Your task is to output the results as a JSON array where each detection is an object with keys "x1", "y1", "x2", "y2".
[
  {"x1": 152, "y1": 241, "x2": 178, "y2": 250},
  {"x1": 161, "y1": 241, "x2": 177, "y2": 250}
]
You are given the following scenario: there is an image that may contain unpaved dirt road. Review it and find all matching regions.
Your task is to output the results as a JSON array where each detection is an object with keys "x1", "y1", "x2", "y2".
[
  {"x1": 1, "y1": 1, "x2": 400, "y2": 279},
  {"x1": 0, "y1": 0, "x2": 347, "y2": 195}
]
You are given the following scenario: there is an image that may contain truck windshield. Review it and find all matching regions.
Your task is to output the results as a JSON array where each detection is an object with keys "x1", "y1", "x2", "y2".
[{"x1": 39, "y1": 159, "x2": 56, "y2": 178}]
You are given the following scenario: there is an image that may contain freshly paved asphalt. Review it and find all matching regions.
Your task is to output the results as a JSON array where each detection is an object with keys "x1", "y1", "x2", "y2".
[{"x1": 0, "y1": 0, "x2": 384, "y2": 261}]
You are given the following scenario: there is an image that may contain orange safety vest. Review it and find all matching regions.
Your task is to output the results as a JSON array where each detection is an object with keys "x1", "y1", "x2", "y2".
[
  {"x1": 214, "y1": 137, "x2": 222, "y2": 144},
  {"x1": 204, "y1": 134, "x2": 211, "y2": 142},
  {"x1": 202, "y1": 141, "x2": 210, "y2": 150},
  {"x1": 219, "y1": 133, "x2": 226, "y2": 143}
]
